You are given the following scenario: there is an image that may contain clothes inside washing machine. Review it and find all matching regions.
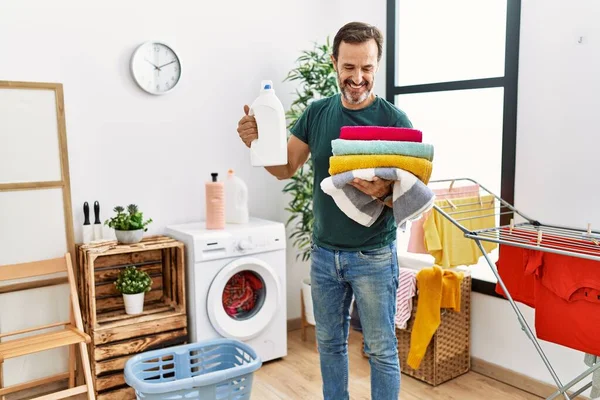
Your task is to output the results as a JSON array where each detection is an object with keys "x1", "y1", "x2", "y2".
[{"x1": 222, "y1": 271, "x2": 266, "y2": 320}]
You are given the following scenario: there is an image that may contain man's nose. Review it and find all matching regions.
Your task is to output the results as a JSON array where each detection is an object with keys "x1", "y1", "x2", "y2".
[{"x1": 352, "y1": 70, "x2": 363, "y2": 83}]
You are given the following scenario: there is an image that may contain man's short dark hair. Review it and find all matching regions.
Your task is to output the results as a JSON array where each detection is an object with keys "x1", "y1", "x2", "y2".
[{"x1": 333, "y1": 22, "x2": 383, "y2": 62}]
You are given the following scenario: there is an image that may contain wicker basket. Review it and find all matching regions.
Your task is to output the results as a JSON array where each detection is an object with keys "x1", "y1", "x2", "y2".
[{"x1": 362, "y1": 273, "x2": 471, "y2": 386}]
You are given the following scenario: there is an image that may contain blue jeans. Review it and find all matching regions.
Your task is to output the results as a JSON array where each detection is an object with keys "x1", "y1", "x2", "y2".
[{"x1": 310, "y1": 241, "x2": 400, "y2": 400}]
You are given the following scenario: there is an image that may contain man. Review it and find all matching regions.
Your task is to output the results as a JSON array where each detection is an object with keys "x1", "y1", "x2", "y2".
[{"x1": 237, "y1": 21, "x2": 412, "y2": 399}]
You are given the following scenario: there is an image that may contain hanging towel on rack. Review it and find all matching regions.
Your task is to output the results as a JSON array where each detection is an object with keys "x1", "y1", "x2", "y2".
[
  {"x1": 407, "y1": 184, "x2": 480, "y2": 254},
  {"x1": 339, "y1": 126, "x2": 422, "y2": 142},
  {"x1": 320, "y1": 168, "x2": 435, "y2": 227},
  {"x1": 331, "y1": 139, "x2": 434, "y2": 161},
  {"x1": 396, "y1": 268, "x2": 417, "y2": 329},
  {"x1": 584, "y1": 354, "x2": 600, "y2": 399},
  {"x1": 525, "y1": 237, "x2": 600, "y2": 356},
  {"x1": 422, "y1": 195, "x2": 498, "y2": 268},
  {"x1": 328, "y1": 154, "x2": 433, "y2": 184},
  {"x1": 407, "y1": 265, "x2": 463, "y2": 370}
]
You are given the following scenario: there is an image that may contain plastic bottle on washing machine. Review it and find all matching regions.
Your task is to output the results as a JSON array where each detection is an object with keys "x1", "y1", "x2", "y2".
[
  {"x1": 205, "y1": 172, "x2": 225, "y2": 229},
  {"x1": 224, "y1": 169, "x2": 249, "y2": 224},
  {"x1": 249, "y1": 80, "x2": 288, "y2": 167}
]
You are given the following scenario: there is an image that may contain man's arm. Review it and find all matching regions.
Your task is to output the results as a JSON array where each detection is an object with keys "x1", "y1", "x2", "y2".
[
  {"x1": 237, "y1": 105, "x2": 310, "y2": 181},
  {"x1": 265, "y1": 135, "x2": 310, "y2": 180}
]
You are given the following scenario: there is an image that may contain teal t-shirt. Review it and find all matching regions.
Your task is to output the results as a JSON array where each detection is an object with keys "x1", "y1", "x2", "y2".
[{"x1": 290, "y1": 93, "x2": 413, "y2": 251}]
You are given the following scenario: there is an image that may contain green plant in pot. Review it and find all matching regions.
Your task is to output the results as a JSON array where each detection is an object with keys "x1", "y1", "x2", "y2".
[
  {"x1": 105, "y1": 204, "x2": 152, "y2": 244},
  {"x1": 283, "y1": 37, "x2": 339, "y2": 263},
  {"x1": 115, "y1": 266, "x2": 153, "y2": 315}
]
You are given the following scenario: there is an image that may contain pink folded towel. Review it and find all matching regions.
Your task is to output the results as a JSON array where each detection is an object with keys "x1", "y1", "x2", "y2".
[{"x1": 339, "y1": 126, "x2": 422, "y2": 142}]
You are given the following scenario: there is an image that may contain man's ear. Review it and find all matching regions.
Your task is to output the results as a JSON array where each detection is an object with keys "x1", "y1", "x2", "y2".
[{"x1": 330, "y1": 55, "x2": 337, "y2": 72}]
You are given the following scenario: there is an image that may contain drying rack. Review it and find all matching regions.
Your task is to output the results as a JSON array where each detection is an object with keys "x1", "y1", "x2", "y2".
[{"x1": 428, "y1": 177, "x2": 600, "y2": 400}]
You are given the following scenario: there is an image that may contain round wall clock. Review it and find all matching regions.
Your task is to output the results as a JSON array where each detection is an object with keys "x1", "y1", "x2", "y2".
[{"x1": 130, "y1": 41, "x2": 181, "y2": 95}]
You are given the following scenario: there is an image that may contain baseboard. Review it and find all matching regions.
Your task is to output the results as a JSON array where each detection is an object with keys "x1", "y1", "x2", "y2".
[
  {"x1": 287, "y1": 317, "x2": 302, "y2": 332},
  {"x1": 471, "y1": 357, "x2": 590, "y2": 400}
]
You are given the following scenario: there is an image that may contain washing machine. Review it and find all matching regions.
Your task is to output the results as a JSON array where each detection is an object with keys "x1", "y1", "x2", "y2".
[{"x1": 165, "y1": 217, "x2": 287, "y2": 362}]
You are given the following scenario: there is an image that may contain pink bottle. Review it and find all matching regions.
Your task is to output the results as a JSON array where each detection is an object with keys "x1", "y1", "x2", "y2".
[{"x1": 205, "y1": 172, "x2": 225, "y2": 229}]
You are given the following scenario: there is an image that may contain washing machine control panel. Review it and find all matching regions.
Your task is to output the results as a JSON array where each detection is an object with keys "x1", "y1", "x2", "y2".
[
  {"x1": 235, "y1": 238, "x2": 255, "y2": 251},
  {"x1": 191, "y1": 224, "x2": 286, "y2": 262}
]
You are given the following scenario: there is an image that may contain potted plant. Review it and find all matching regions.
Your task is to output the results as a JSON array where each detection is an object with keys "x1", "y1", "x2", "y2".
[
  {"x1": 283, "y1": 37, "x2": 338, "y2": 326},
  {"x1": 115, "y1": 266, "x2": 153, "y2": 315},
  {"x1": 105, "y1": 204, "x2": 153, "y2": 244}
]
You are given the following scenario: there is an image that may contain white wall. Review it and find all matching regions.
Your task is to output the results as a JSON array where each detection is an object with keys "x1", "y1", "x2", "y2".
[
  {"x1": 471, "y1": 0, "x2": 600, "y2": 397},
  {"x1": 0, "y1": 0, "x2": 389, "y2": 386}
]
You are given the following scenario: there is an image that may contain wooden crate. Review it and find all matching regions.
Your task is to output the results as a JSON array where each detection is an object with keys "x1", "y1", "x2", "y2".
[{"x1": 76, "y1": 235, "x2": 188, "y2": 399}]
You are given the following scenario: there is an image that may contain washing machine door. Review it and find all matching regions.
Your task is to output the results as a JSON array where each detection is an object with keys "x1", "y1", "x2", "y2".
[{"x1": 207, "y1": 256, "x2": 281, "y2": 341}]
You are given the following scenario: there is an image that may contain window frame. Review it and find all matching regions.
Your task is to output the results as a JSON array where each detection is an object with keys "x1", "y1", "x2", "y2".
[{"x1": 385, "y1": 0, "x2": 522, "y2": 297}]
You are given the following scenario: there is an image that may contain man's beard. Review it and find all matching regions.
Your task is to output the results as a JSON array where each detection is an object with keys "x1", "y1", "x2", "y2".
[{"x1": 339, "y1": 77, "x2": 373, "y2": 105}]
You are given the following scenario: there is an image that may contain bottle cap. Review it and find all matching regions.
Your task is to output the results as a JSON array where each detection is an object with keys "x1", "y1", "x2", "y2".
[
  {"x1": 211, "y1": 172, "x2": 218, "y2": 182},
  {"x1": 261, "y1": 80, "x2": 273, "y2": 91}
]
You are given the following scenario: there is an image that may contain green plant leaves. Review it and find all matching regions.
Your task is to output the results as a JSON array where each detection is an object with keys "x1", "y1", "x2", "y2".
[
  {"x1": 105, "y1": 204, "x2": 153, "y2": 232},
  {"x1": 283, "y1": 37, "x2": 339, "y2": 262},
  {"x1": 114, "y1": 266, "x2": 153, "y2": 295}
]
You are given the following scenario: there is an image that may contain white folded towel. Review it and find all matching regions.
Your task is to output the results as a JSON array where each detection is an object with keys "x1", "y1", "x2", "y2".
[{"x1": 320, "y1": 167, "x2": 435, "y2": 228}]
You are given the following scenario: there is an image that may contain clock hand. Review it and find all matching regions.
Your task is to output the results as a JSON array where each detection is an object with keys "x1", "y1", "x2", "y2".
[
  {"x1": 144, "y1": 58, "x2": 161, "y2": 71},
  {"x1": 157, "y1": 60, "x2": 177, "y2": 69}
]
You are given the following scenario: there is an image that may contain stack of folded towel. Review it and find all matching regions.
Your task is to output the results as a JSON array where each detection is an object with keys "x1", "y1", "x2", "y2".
[{"x1": 321, "y1": 126, "x2": 436, "y2": 227}]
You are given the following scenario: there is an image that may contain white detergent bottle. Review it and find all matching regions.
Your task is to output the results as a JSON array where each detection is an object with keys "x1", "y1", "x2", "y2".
[
  {"x1": 224, "y1": 169, "x2": 249, "y2": 224},
  {"x1": 249, "y1": 80, "x2": 288, "y2": 167}
]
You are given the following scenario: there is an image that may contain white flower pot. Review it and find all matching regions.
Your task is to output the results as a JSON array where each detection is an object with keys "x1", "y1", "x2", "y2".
[
  {"x1": 123, "y1": 292, "x2": 145, "y2": 315},
  {"x1": 115, "y1": 229, "x2": 144, "y2": 244},
  {"x1": 301, "y1": 278, "x2": 315, "y2": 325}
]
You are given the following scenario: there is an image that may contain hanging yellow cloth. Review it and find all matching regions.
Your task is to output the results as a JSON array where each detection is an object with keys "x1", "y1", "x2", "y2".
[
  {"x1": 406, "y1": 265, "x2": 464, "y2": 370},
  {"x1": 423, "y1": 195, "x2": 497, "y2": 268}
]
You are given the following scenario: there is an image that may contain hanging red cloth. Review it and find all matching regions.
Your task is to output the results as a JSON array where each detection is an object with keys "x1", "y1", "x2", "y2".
[
  {"x1": 494, "y1": 228, "x2": 537, "y2": 308},
  {"x1": 524, "y1": 234, "x2": 600, "y2": 355}
]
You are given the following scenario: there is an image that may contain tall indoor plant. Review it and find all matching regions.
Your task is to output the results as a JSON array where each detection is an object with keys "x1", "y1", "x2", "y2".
[{"x1": 283, "y1": 37, "x2": 339, "y2": 262}]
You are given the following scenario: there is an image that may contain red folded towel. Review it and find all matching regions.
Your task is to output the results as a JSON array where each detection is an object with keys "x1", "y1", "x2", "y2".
[{"x1": 339, "y1": 126, "x2": 422, "y2": 142}]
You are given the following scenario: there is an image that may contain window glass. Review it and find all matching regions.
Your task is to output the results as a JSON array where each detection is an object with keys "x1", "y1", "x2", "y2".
[{"x1": 396, "y1": 0, "x2": 507, "y2": 86}]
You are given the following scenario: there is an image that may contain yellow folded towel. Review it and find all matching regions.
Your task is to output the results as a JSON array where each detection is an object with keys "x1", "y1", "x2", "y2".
[
  {"x1": 406, "y1": 266, "x2": 464, "y2": 370},
  {"x1": 328, "y1": 154, "x2": 433, "y2": 184}
]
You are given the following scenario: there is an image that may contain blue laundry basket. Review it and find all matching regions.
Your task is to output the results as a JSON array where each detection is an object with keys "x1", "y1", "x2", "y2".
[{"x1": 124, "y1": 338, "x2": 262, "y2": 400}]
